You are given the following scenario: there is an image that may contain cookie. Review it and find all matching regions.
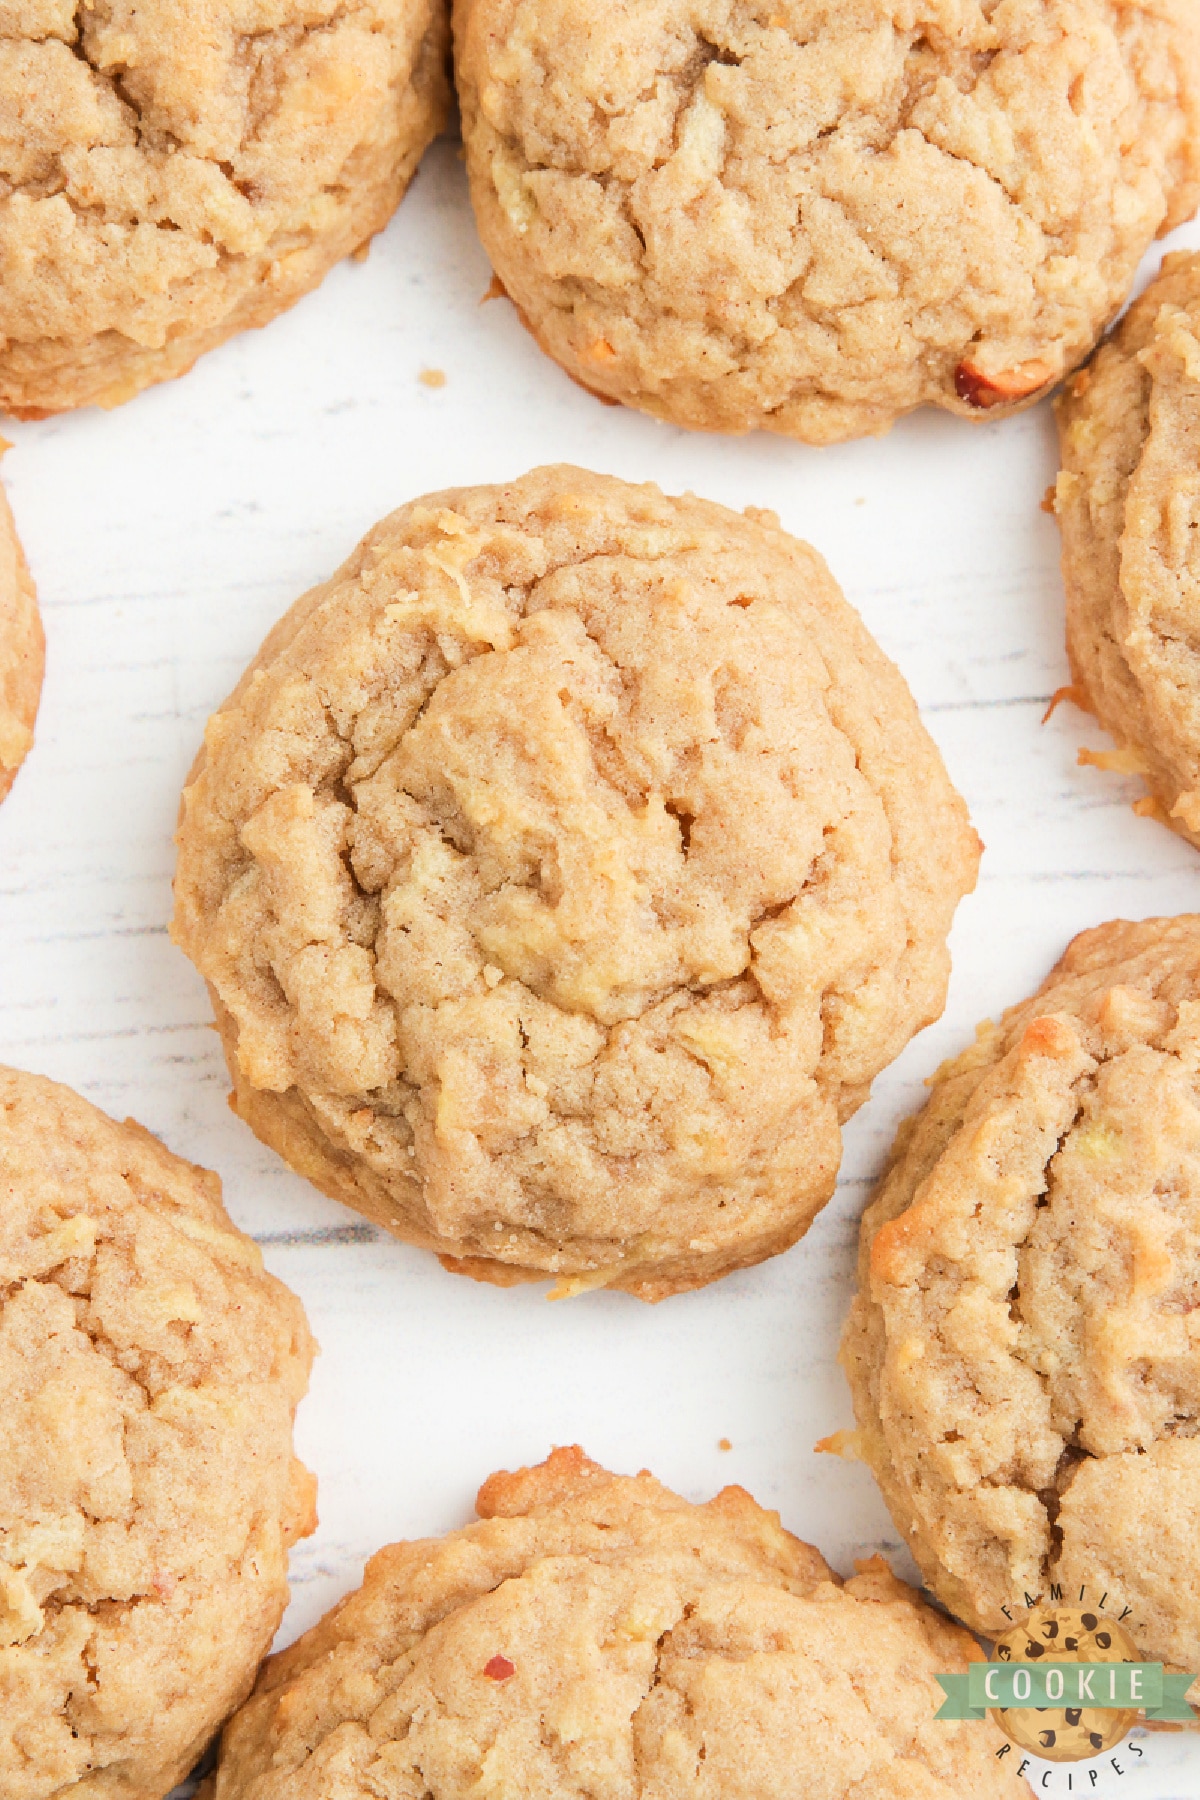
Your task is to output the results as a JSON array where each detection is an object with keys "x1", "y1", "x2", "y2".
[
  {"x1": 1055, "y1": 250, "x2": 1200, "y2": 845},
  {"x1": 0, "y1": 1065, "x2": 317, "y2": 1800},
  {"x1": 172, "y1": 465, "x2": 979, "y2": 1299},
  {"x1": 0, "y1": 479, "x2": 42, "y2": 803},
  {"x1": 841, "y1": 916, "x2": 1200, "y2": 1686},
  {"x1": 989, "y1": 1608, "x2": 1139, "y2": 1762},
  {"x1": 0, "y1": 0, "x2": 449, "y2": 417},
  {"x1": 202, "y1": 1446, "x2": 1027, "y2": 1800},
  {"x1": 454, "y1": 0, "x2": 1200, "y2": 444}
]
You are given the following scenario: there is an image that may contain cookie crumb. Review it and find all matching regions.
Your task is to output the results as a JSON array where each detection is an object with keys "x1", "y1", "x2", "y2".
[
  {"x1": 419, "y1": 368, "x2": 447, "y2": 389},
  {"x1": 815, "y1": 1429, "x2": 861, "y2": 1461},
  {"x1": 718, "y1": 1437, "x2": 732, "y2": 1452}
]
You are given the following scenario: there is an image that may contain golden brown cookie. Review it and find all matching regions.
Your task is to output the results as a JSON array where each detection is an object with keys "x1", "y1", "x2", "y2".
[
  {"x1": 0, "y1": 477, "x2": 42, "y2": 802},
  {"x1": 1055, "y1": 250, "x2": 1200, "y2": 845},
  {"x1": 0, "y1": 0, "x2": 449, "y2": 417},
  {"x1": 202, "y1": 1447, "x2": 1028, "y2": 1800},
  {"x1": 454, "y1": 0, "x2": 1200, "y2": 444},
  {"x1": 0, "y1": 1064, "x2": 317, "y2": 1800},
  {"x1": 841, "y1": 915, "x2": 1200, "y2": 1689},
  {"x1": 171, "y1": 465, "x2": 979, "y2": 1299}
]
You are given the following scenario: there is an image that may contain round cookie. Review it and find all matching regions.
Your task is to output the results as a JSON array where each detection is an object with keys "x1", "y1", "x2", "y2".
[
  {"x1": 0, "y1": 479, "x2": 42, "y2": 803},
  {"x1": 1055, "y1": 250, "x2": 1200, "y2": 845},
  {"x1": 841, "y1": 915, "x2": 1200, "y2": 1690},
  {"x1": 453, "y1": 0, "x2": 1200, "y2": 444},
  {"x1": 990, "y1": 1608, "x2": 1139, "y2": 1762},
  {"x1": 0, "y1": 0, "x2": 449, "y2": 417},
  {"x1": 201, "y1": 1447, "x2": 1029, "y2": 1800},
  {"x1": 171, "y1": 464, "x2": 979, "y2": 1299},
  {"x1": 0, "y1": 1064, "x2": 317, "y2": 1800}
]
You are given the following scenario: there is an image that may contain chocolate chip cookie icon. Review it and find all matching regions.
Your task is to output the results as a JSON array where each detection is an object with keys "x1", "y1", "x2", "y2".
[{"x1": 990, "y1": 1607, "x2": 1139, "y2": 1763}]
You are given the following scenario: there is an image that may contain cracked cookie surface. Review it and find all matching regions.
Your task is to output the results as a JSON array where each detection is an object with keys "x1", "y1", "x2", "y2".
[
  {"x1": 0, "y1": 1064, "x2": 317, "y2": 1800},
  {"x1": 1055, "y1": 251, "x2": 1200, "y2": 847},
  {"x1": 202, "y1": 1446, "x2": 1027, "y2": 1800},
  {"x1": 172, "y1": 465, "x2": 978, "y2": 1299},
  {"x1": 0, "y1": 479, "x2": 41, "y2": 803},
  {"x1": 0, "y1": 0, "x2": 449, "y2": 416},
  {"x1": 841, "y1": 916, "x2": 1200, "y2": 1684},
  {"x1": 454, "y1": 0, "x2": 1200, "y2": 443}
]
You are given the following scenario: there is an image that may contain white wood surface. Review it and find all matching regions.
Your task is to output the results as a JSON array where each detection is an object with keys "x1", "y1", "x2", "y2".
[{"x1": 3, "y1": 137, "x2": 1200, "y2": 1798}]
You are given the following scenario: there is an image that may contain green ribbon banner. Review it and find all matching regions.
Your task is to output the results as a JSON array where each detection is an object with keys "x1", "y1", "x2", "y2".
[{"x1": 935, "y1": 1664, "x2": 1196, "y2": 1722}]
